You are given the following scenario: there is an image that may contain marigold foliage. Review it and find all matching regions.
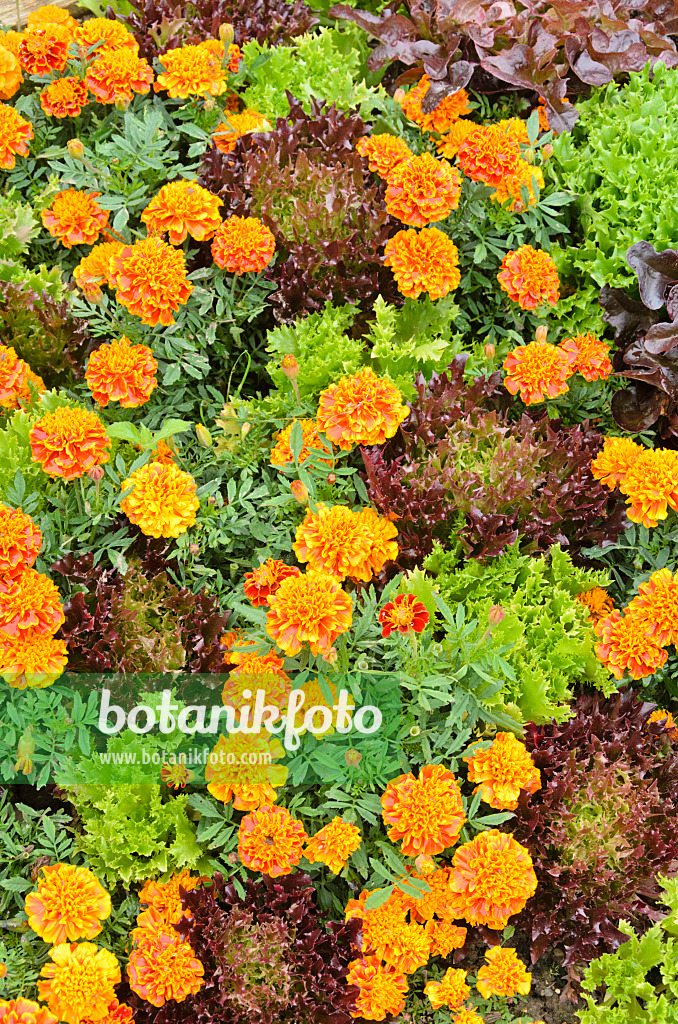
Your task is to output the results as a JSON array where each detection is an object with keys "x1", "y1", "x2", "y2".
[
  {"x1": 40, "y1": 78, "x2": 89, "y2": 118},
  {"x1": 449, "y1": 829, "x2": 537, "y2": 930},
  {"x1": 0, "y1": 568, "x2": 64, "y2": 638},
  {"x1": 497, "y1": 245, "x2": 560, "y2": 309},
  {"x1": 237, "y1": 804, "x2": 307, "y2": 876},
  {"x1": 120, "y1": 461, "x2": 199, "y2": 539},
  {"x1": 38, "y1": 942, "x2": 120, "y2": 1024},
  {"x1": 141, "y1": 180, "x2": 223, "y2": 245},
  {"x1": 211, "y1": 216, "x2": 276, "y2": 274},
  {"x1": 25, "y1": 864, "x2": 111, "y2": 945},
  {"x1": 266, "y1": 569, "x2": 353, "y2": 656},
  {"x1": 85, "y1": 336, "x2": 157, "y2": 408},
  {"x1": 0, "y1": 103, "x2": 33, "y2": 169},
  {"x1": 316, "y1": 368, "x2": 409, "y2": 450},
  {"x1": 381, "y1": 763, "x2": 465, "y2": 856},
  {"x1": 0, "y1": 503, "x2": 41, "y2": 579},
  {"x1": 41, "y1": 191, "x2": 109, "y2": 249},
  {"x1": 109, "y1": 237, "x2": 193, "y2": 327},
  {"x1": 304, "y1": 817, "x2": 362, "y2": 873},
  {"x1": 385, "y1": 152, "x2": 461, "y2": 227},
  {"x1": 464, "y1": 732, "x2": 540, "y2": 810},
  {"x1": 384, "y1": 226, "x2": 460, "y2": 301},
  {"x1": 476, "y1": 945, "x2": 531, "y2": 998},
  {"x1": 29, "y1": 405, "x2": 110, "y2": 481}
]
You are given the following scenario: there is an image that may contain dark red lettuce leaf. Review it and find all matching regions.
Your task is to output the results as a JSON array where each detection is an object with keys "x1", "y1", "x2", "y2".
[{"x1": 0, "y1": 281, "x2": 90, "y2": 387}]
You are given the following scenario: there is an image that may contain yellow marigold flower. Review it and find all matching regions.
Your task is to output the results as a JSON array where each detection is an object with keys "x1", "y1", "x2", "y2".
[
  {"x1": 575, "y1": 586, "x2": 615, "y2": 623},
  {"x1": 81, "y1": 999, "x2": 133, "y2": 1024},
  {"x1": 0, "y1": 102, "x2": 33, "y2": 169},
  {"x1": 619, "y1": 447, "x2": 678, "y2": 527},
  {"x1": 120, "y1": 461, "x2": 199, "y2": 539},
  {"x1": 41, "y1": 191, "x2": 109, "y2": 249},
  {"x1": 493, "y1": 160, "x2": 544, "y2": 211},
  {"x1": 109, "y1": 237, "x2": 193, "y2": 327},
  {"x1": 379, "y1": 919, "x2": 432, "y2": 974},
  {"x1": 141, "y1": 180, "x2": 222, "y2": 245},
  {"x1": 449, "y1": 829, "x2": 537, "y2": 929},
  {"x1": 73, "y1": 18, "x2": 137, "y2": 57},
  {"x1": 497, "y1": 117, "x2": 530, "y2": 144},
  {"x1": 205, "y1": 732, "x2": 288, "y2": 807},
  {"x1": 265, "y1": 570, "x2": 353, "y2": 657},
  {"x1": 451, "y1": 1008, "x2": 485, "y2": 1024},
  {"x1": 211, "y1": 215, "x2": 276, "y2": 274},
  {"x1": 590, "y1": 436, "x2": 643, "y2": 490},
  {"x1": 356, "y1": 133, "x2": 412, "y2": 176},
  {"x1": 0, "y1": 628, "x2": 67, "y2": 689},
  {"x1": 138, "y1": 871, "x2": 203, "y2": 926},
  {"x1": 424, "y1": 968, "x2": 470, "y2": 1011},
  {"x1": 316, "y1": 368, "x2": 409, "y2": 450},
  {"x1": 437, "y1": 118, "x2": 476, "y2": 158},
  {"x1": 458, "y1": 124, "x2": 523, "y2": 187},
  {"x1": 213, "y1": 108, "x2": 270, "y2": 153},
  {"x1": 464, "y1": 732, "x2": 541, "y2": 810},
  {"x1": 647, "y1": 708, "x2": 678, "y2": 741},
  {"x1": 40, "y1": 77, "x2": 89, "y2": 119},
  {"x1": 400, "y1": 74, "x2": 470, "y2": 133},
  {"x1": 405, "y1": 865, "x2": 455, "y2": 922},
  {"x1": 293, "y1": 503, "x2": 398, "y2": 582},
  {"x1": 627, "y1": 568, "x2": 678, "y2": 646},
  {"x1": 0, "y1": 31, "x2": 23, "y2": 59},
  {"x1": 594, "y1": 610, "x2": 667, "y2": 680},
  {"x1": 25, "y1": 865, "x2": 111, "y2": 945},
  {"x1": 85, "y1": 335, "x2": 158, "y2": 408},
  {"x1": 38, "y1": 942, "x2": 120, "y2": 1024},
  {"x1": 73, "y1": 241, "x2": 123, "y2": 301},
  {"x1": 346, "y1": 955, "x2": 408, "y2": 1021},
  {"x1": 128, "y1": 908, "x2": 204, "y2": 1007},
  {"x1": 425, "y1": 919, "x2": 467, "y2": 957},
  {"x1": 85, "y1": 49, "x2": 154, "y2": 104},
  {"x1": 30, "y1": 406, "x2": 110, "y2": 481},
  {"x1": 237, "y1": 803, "x2": 307, "y2": 876},
  {"x1": 503, "y1": 338, "x2": 573, "y2": 404},
  {"x1": 270, "y1": 418, "x2": 331, "y2": 468},
  {"x1": 243, "y1": 559, "x2": 301, "y2": 607},
  {"x1": 0, "y1": 45, "x2": 21, "y2": 100},
  {"x1": 0, "y1": 503, "x2": 41, "y2": 579},
  {"x1": 304, "y1": 817, "x2": 362, "y2": 873},
  {"x1": 0, "y1": 362, "x2": 44, "y2": 411},
  {"x1": 384, "y1": 226, "x2": 460, "y2": 301},
  {"x1": 155, "y1": 43, "x2": 227, "y2": 98},
  {"x1": 476, "y1": 945, "x2": 531, "y2": 998},
  {"x1": 19, "y1": 26, "x2": 69, "y2": 75},
  {"x1": 560, "y1": 332, "x2": 612, "y2": 381},
  {"x1": 385, "y1": 152, "x2": 461, "y2": 227},
  {"x1": 0, "y1": 998, "x2": 58, "y2": 1024},
  {"x1": 0, "y1": 570, "x2": 63, "y2": 639},
  {"x1": 497, "y1": 245, "x2": 560, "y2": 309},
  {"x1": 382, "y1": 763, "x2": 465, "y2": 856},
  {"x1": 27, "y1": 6, "x2": 78, "y2": 34}
]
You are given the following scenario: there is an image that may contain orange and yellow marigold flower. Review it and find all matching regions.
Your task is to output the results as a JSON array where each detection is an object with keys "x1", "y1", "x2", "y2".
[
  {"x1": 560, "y1": 332, "x2": 612, "y2": 381},
  {"x1": 594, "y1": 610, "x2": 668, "y2": 680},
  {"x1": 138, "y1": 870, "x2": 203, "y2": 926},
  {"x1": 503, "y1": 338, "x2": 573, "y2": 404},
  {"x1": 28, "y1": 5, "x2": 78, "y2": 33},
  {"x1": 243, "y1": 559, "x2": 301, "y2": 607},
  {"x1": 449, "y1": 829, "x2": 537, "y2": 929},
  {"x1": 575, "y1": 586, "x2": 615, "y2": 623},
  {"x1": 356, "y1": 133, "x2": 412, "y2": 177},
  {"x1": 590, "y1": 436, "x2": 643, "y2": 490},
  {"x1": 25, "y1": 865, "x2": 111, "y2": 945},
  {"x1": 237, "y1": 803, "x2": 307, "y2": 876},
  {"x1": 293, "y1": 503, "x2": 398, "y2": 582},
  {"x1": 0, "y1": 45, "x2": 21, "y2": 100},
  {"x1": 213, "y1": 108, "x2": 270, "y2": 153},
  {"x1": 399, "y1": 75, "x2": 470, "y2": 133},
  {"x1": 457, "y1": 123, "x2": 523, "y2": 188},
  {"x1": 0, "y1": 504, "x2": 41, "y2": 579},
  {"x1": 73, "y1": 17, "x2": 137, "y2": 57},
  {"x1": 109, "y1": 237, "x2": 193, "y2": 327},
  {"x1": 316, "y1": 368, "x2": 409, "y2": 450},
  {"x1": 154, "y1": 42, "x2": 227, "y2": 98},
  {"x1": 0, "y1": 345, "x2": 44, "y2": 411},
  {"x1": 86, "y1": 335, "x2": 157, "y2": 408},
  {"x1": 19, "y1": 26, "x2": 69, "y2": 75},
  {"x1": 464, "y1": 732, "x2": 540, "y2": 810},
  {"x1": 270, "y1": 418, "x2": 331, "y2": 468},
  {"x1": 29, "y1": 406, "x2": 110, "y2": 481},
  {"x1": 627, "y1": 568, "x2": 678, "y2": 647},
  {"x1": 424, "y1": 968, "x2": 470, "y2": 1011},
  {"x1": 85, "y1": 49, "x2": 154, "y2": 104},
  {"x1": 647, "y1": 707, "x2": 678, "y2": 741},
  {"x1": 141, "y1": 179, "x2": 222, "y2": 245},
  {"x1": 128, "y1": 908, "x2": 204, "y2": 1007},
  {"x1": 379, "y1": 593, "x2": 430, "y2": 637},
  {"x1": 38, "y1": 943, "x2": 120, "y2": 1024},
  {"x1": 205, "y1": 732, "x2": 288, "y2": 808},
  {"x1": 346, "y1": 955, "x2": 408, "y2": 1021},
  {"x1": 0, "y1": 570, "x2": 63, "y2": 639},
  {"x1": 425, "y1": 918, "x2": 467, "y2": 957},
  {"x1": 384, "y1": 226, "x2": 460, "y2": 301},
  {"x1": 618, "y1": 447, "x2": 678, "y2": 528},
  {"x1": 437, "y1": 118, "x2": 476, "y2": 158},
  {"x1": 40, "y1": 78, "x2": 89, "y2": 118},
  {"x1": 0, "y1": 103, "x2": 33, "y2": 169},
  {"x1": 0, "y1": 998, "x2": 58, "y2": 1024},
  {"x1": 382, "y1": 763, "x2": 465, "y2": 856},
  {"x1": 266, "y1": 570, "x2": 353, "y2": 657},
  {"x1": 120, "y1": 461, "x2": 199, "y2": 539},
  {"x1": 211, "y1": 216, "x2": 276, "y2": 274},
  {"x1": 304, "y1": 817, "x2": 362, "y2": 873},
  {"x1": 385, "y1": 152, "x2": 461, "y2": 227},
  {"x1": 476, "y1": 945, "x2": 531, "y2": 998},
  {"x1": 0, "y1": 629, "x2": 68, "y2": 689},
  {"x1": 73, "y1": 241, "x2": 124, "y2": 301},
  {"x1": 41, "y1": 191, "x2": 110, "y2": 249},
  {"x1": 497, "y1": 245, "x2": 560, "y2": 309}
]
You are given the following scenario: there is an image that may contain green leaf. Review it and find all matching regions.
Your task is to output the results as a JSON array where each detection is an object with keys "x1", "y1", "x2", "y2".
[{"x1": 106, "y1": 422, "x2": 141, "y2": 444}]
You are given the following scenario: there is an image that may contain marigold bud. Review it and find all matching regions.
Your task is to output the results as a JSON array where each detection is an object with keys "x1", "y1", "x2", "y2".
[
  {"x1": 114, "y1": 94, "x2": 131, "y2": 112},
  {"x1": 208, "y1": 495, "x2": 216, "y2": 505},
  {"x1": 281, "y1": 354, "x2": 299, "y2": 380},
  {"x1": 219, "y1": 23, "x2": 235, "y2": 45},
  {"x1": 326, "y1": 472, "x2": 336, "y2": 484},
  {"x1": 535, "y1": 325, "x2": 548, "y2": 344},
  {"x1": 0, "y1": 963, "x2": 6, "y2": 979},
  {"x1": 241, "y1": 422, "x2": 251, "y2": 437},
  {"x1": 68, "y1": 138, "x2": 85, "y2": 160},
  {"x1": 542, "y1": 143, "x2": 554, "y2": 160},
  {"x1": 189, "y1": 543, "x2": 200, "y2": 555},
  {"x1": 196, "y1": 423, "x2": 212, "y2": 447},
  {"x1": 393, "y1": 88, "x2": 406, "y2": 105},
  {"x1": 323, "y1": 646, "x2": 338, "y2": 665},
  {"x1": 414, "y1": 854, "x2": 436, "y2": 875},
  {"x1": 15, "y1": 727, "x2": 35, "y2": 776},
  {"x1": 410, "y1": 724, "x2": 421, "y2": 737},
  {"x1": 483, "y1": 343, "x2": 495, "y2": 359},
  {"x1": 523, "y1": 148, "x2": 535, "y2": 164},
  {"x1": 88, "y1": 465, "x2": 105, "y2": 483},
  {"x1": 290, "y1": 479, "x2": 309, "y2": 504},
  {"x1": 345, "y1": 748, "x2": 362, "y2": 768},
  {"x1": 227, "y1": 851, "x2": 239, "y2": 865},
  {"x1": 488, "y1": 605, "x2": 506, "y2": 626}
]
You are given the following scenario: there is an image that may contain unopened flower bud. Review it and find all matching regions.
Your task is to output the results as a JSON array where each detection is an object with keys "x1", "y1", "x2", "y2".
[
  {"x1": 189, "y1": 543, "x2": 200, "y2": 555},
  {"x1": 227, "y1": 851, "x2": 239, "y2": 865},
  {"x1": 290, "y1": 479, "x2": 309, "y2": 504},
  {"x1": 415, "y1": 854, "x2": 436, "y2": 875},
  {"x1": 323, "y1": 646, "x2": 338, "y2": 665},
  {"x1": 203, "y1": 95, "x2": 216, "y2": 111},
  {"x1": 114, "y1": 94, "x2": 130, "y2": 112},
  {"x1": 345, "y1": 748, "x2": 362, "y2": 768},
  {"x1": 326, "y1": 472, "x2": 336, "y2": 485},
  {"x1": 488, "y1": 605, "x2": 506, "y2": 626},
  {"x1": 393, "y1": 87, "x2": 406, "y2": 105},
  {"x1": 219, "y1": 22, "x2": 235, "y2": 45},
  {"x1": 523, "y1": 147, "x2": 535, "y2": 164},
  {"x1": 241, "y1": 422, "x2": 251, "y2": 437},
  {"x1": 208, "y1": 495, "x2": 216, "y2": 505},
  {"x1": 196, "y1": 423, "x2": 212, "y2": 447},
  {"x1": 535, "y1": 325, "x2": 548, "y2": 344},
  {"x1": 222, "y1": 402, "x2": 236, "y2": 419},
  {"x1": 483, "y1": 343, "x2": 495, "y2": 359},
  {"x1": 67, "y1": 138, "x2": 85, "y2": 160},
  {"x1": 542, "y1": 143, "x2": 553, "y2": 160},
  {"x1": 14, "y1": 727, "x2": 35, "y2": 776},
  {"x1": 409, "y1": 725, "x2": 421, "y2": 737},
  {"x1": 88, "y1": 465, "x2": 104, "y2": 483},
  {"x1": 281, "y1": 354, "x2": 299, "y2": 380}
]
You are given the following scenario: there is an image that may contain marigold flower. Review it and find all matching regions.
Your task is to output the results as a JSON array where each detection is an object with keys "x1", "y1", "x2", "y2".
[
  {"x1": 627, "y1": 568, "x2": 678, "y2": 646},
  {"x1": 211, "y1": 216, "x2": 276, "y2": 274},
  {"x1": 425, "y1": 919, "x2": 467, "y2": 957},
  {"x1": 379, "y1": 593, "x2": 430, "y2": 638},
  {"x1": 19, "y1": 26, "x2": 69, "y2": 75},
  {"x1": 0, "y1": 999, "x2": 57, "y2": 1024},
  {"x1": 0, "y1": 569, "x2": 64, "y2": 638},
  {"x1": 405, "y1": 865, "x2": 455, "y2": 922},
  {"x1": 575, "y1": 586, "x2": 615, "y2": 623},
  {"x1": 304, "y1": 817, "x2": 362, "y2": 873},
  {"x1": 316, "y1": 368, "x2": 409, "y2": 450},
  {"x1": 451, "y1": 1008, "x2": 485, "y2": 1024},
  {"x1": 503, "y1": 338, "x2": 572, "y2": 404},
  {"x1": 476, "y1": 945, "x2": 531, "y2": 998},
  {"x1": 0, "y1": 45, "x2": 21, "y2": 100},
  {"x1": 384, "y1": 226, "x2": 460, "y2": 301},
  {"x1": 0, "y1": 504, "x2": 41, "y2": 579},
  {"x1": 120, "y1": 461, "x2": 199, "y2": 539},
  {"x1": 424, "y1": 968, "x2": 469, "y2": 1011},
  {"x1": 237, "y1": 803, "x2": 307, "y2": 876},
  {"x1": 85, "y1": 49, "x2": 154, "y2": 104},
  {"x1": 73, "y1": 18, "x2": 137, "y2": 57},
  {"x1": 0, "y1": 344, "x2": 42, "y2": 410},
  {"x1": 73, "y1": 241, "x2": 123, "y2": 301},
  {"x1": 38, "y1": 943, "x2": 120, "y2": 1024},
  {"x1": 590, "y1": 436, "x2": 643, "y2": 490},
  {"x1": 493, "y1": 160, "x2": 544, "y2": 211},
  {"x1": 86, "y1": 335, "x2": 157, "y2": 408},
  {"x1": 109, "y1": 237, "x2": 193, "y2": 327},
  {"x1": 213, "y1": 108, "x2": 270, "y2": 153},
  {"x1": 244, "y1": 559, "x2": 302, "y2": 607},
  {"x1": 464, "y1": 732, "x2": 541, "y2": 810},
  {"x1": 128, "y1": 908, "x2": 204, "y2": 1007},
  {"x1": 81, "y1": 1000, "x2": 133, "y2": 1024},
  {"x1": 497, "y1": 117, "x2": 530, "y2": 144},
  {"x1": 155, "y1": 43, "x2": 227, "y2": 98},
  {"x1": 0, "y1": 629, "x2": 68, "y2": 689},
  {"x1": 346, "y1": 955, "x2": 408, "y2": 1021},
  {"x1": 205, "y1": 733, "x2": 288, "y2": 807},
  {"x1": 385, "y1": 152, "x2": 461, "y2": 227},
  {"x1": 266, "y1": 570, "x2": 353, "y2": 656},
  {"x1": 594, "y1": 610, "x2": 668, "y2": 680},
  {"x1": 227, "y1": 646, "x2": 290, "y2": 684},
  {"x1": 400, "y1": 75, "x2": 470, "y2": 133},
  {"x1": 40, "y1": 78, "x2": 89, "y2": 118},
  {"x1": 30, "y1": 406, "x2": 110, "y2": 481},
  {"x1": 294, "y1": 503, "x2": 398, "y2": 582},
  {"x1": 560, "y1": 332, "x2": 612, "y2": 381},
  {"x1": 647, "y1": 708, "x2": 678, "y2": 741},
  {"x1": 497, "y1": 246, "x2": 560, "y2": 310},
  {"x1": 458, "y1": 124, "x2": 523, "y2": 187},
  {"x1": 382, "y1": 763, "x2": 465, "y2": 856},
  {"x1": 270, "y1": 418, "x2": 331, "y2": 468},
  {"x1": 0, "y1": 103, "x2": 33, "y2": 169},
  {"x1": 142, "y1": 180, "x2": 222, "y2": 245},
  {"x1": 138, "y1": 871, "x2": 203, "y2": 926},
  {"x1": 437, "y1": 118, "x2": 476, "y2": 158},
  {"x1": 199, "y1": 38, "x2": 241, "y2": 72},
  {"x1": 0, "y1": 31, "x2": 22, "y2": 58},
  {"x1": 25, "y1": 865, "x2": 111, "y2": 945},
  {"x1": 41, "y1": 191, "x2": 109, "y2": 249},
  {"x1": 356, "y1": 133, "x2": 412, "y2": 176},
  {"x1": 619, "y1": 447, "x2": 678, "y2": 528},
  {"x1": 449, "y1": 829, "x2": 537, "y2": 929}
]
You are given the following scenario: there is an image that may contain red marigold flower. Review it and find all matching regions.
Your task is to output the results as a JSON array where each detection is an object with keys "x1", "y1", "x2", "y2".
[
  {"x1": 647, "y1": 707, "x2": 678, "y2": 741},
  {"x1": 560, "y1": 332, "x2": 612, "y2": 381},
  {"x1": 384, "y1": 226, "x2": 460, "y2": 300},
  {"x1": 316, "y1": 368, "x2": 409, "y2": 450},
  {"x1": 154, "y1": 43, "x2": 227, "y2": 98},
  {"x1": 265, "y1": 570, "x2": 353, "y2": 657},
  {"x1": 590, "y1": 436, "x2": 643, "y2": 490},
  {"x1": 0, "y1": 569, "x2": 64, "y2": 639},
  {"x1": 238, "y1": 803, "x2": 307, "y2": 876},
  {"x1": 575, "y1": 586, "x2": 615, "y2": 623},
  {"x1": 85, "y1": 335, "x2": 157, "y2": 408},
  {"x1": 0, "y1": 503, "x2": 41, "y2": 579},
  {"x1": 206, "y1": 734, "x2": 288, "y2": 808},
  {"x1": 85, "y1": 49, "x2": 154, "y2": 104},
  {"x1": 465, "y1": 732, "x2": 540, "y2": 810},
  {"x1": 138, "y1": 870, "x2": 203, "y2": 926},
  {"x1": 0, "y1": 998, "x2": 57, "y2": 1024},
  {"x1": 627, "y1": 568, "x2": 678, "y2": 647},
  {"x1": 293, "y1": 503, "x2": 398, "y2": 582},
  {"x1": 385, "y1": 152, "x2": 461, "y2": 227},
  {"x1": 0, "y1": 44, "x2": 21, "y2": 100},
  {"x1": 109, "y1": 237, "x2": 193, "y2": 327},
  {"x1": 120, "y1": 461, "x2": 199, "y2": 539},
  {"x1": 38, "y1": 942, "x2": 120, "y2": 1024},
  {"x1": 19, "y1": 26, "x2": 69, "y2": 75},
  {"x1": 400, "y1": 74, "x2": 470, "y2": 133},
  {"x1": 594, "y1": 610, "x2": 668, "y2": 680},
  {"x1": 40, "y1": 78, "x2": 89, "y2": 118},
  {"x1": 457, "y1": 123, "x2": 523, "y2": 187},
  {"x1": 128, "y1": 908, "x2": 204, "y2": 1007},
  {"x1": 382, "y1": 763, "x2": 465, "y2": 856},
  {"x1": 345, "y1": 955, "x2": 408, "y2": 1021},
  {"x1": 73, "y1": 17, "x2": 138, "y2": 57},
  {"x1": 356, "y1": 133, "x2": 412, "y2": 176},
  {"x1": 25, "y1": 864, "x2": 111, "y2": 945},
  {"x1": 244, "y1": 559, "x2": 301, "y2": 607},
  {"x1": 449, "y1": 829, "x2": 537, "y2": 929},
  {"x1": 424, "y1": 968, "x2": 469, "y2": 1011},
  {"x1": 497, "y1": 245, "x2": 560, "y2": 309},
  {"x1": 141, "y1": 180, "x2": 222, "y2": 245},
  {"x1": 73, "y1": 241, "x2": 123, "y2": 301},
  {"x1": 618, "y1": 447, "x2": 678, "y2": 527},
  {"x1": 476, "y1": 945, "x2": 531, "y2": 998},
  {"x1": 503, "y1": 338, "x2": 573, "y2": 404},
  {"x1": 41, "y1": 191, "x2": 110, "y2": 249},
  {"x1": 213, "y1": 108, "x2": 270, "y2": 153},
  {"x1": 29, "y1": 405, "x2": 110, "y2": 481},
  {"x1": 0, "y1": 629, "x2": 68, "y2": 689},
  {"x1": 211, "y1": 216, "x2": 276, "y2": 274},
  {"x1": 304, "y1": 817, "x2": 362, "y2": 873},
  {"x1": 0, "y1": 102, "x2": 33, "y2": 169},
  {"x1": 379, "y1": 593, "x2": 430, "y2": 638},
  {"x1": 270, "y1": 418, "x2": 331, "y2": 468},
  {"x1": 437, "y1": 118, "x2": 476, "y2": 158}
]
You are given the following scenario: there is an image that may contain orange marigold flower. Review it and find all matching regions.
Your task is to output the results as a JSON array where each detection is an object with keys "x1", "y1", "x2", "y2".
[
  {"x1": 424, "y1": 968, "x2": 469, "y2": 1011},
  {"x1": 400, "y1": 74, "x2": 470, "y2": 133},
  {"x1": 476, "y1": 945, "x2": 531, "y2": 998},
  {"x1": 109, "y1": 237, "x2": 193, "y2": 327},
  {"x1": 0, "y1": 45, "x2": 21, "y2": 100},
  {"x1": 244, "y1": 559, "x2": 301, "y2": 607},
  {"x1": 19, "y1": 26, "x2": 69, "y2": 75},
  {"x1": 205, "y1": 733, "x2": 288, "y2": 808},
  {"x1": 28, "y1": 6, "x2": 78, "y2": 33},
  {"x1": 237, "y1": 803, "x2": 307, "y2": 876},
  {"x1": 270, "y1": 418, "x2": 331, "y2": 468},
  {"x1": 457, "y1": 124, "x2": 522, "y2": 187},
  {"x1": 40, "y1": 77, "x2": 89, "y2": 118},
  {"x1": 211, "y1": 215, "x2": 276, "y2": 274},
  {"x1": 0, "y1": 31, "x2": 23, "y2": 58},
  {"x1": 356, "y1": 133, "x2": 412, "y2": 176},
  {"x1": 38, "y1": 943, "x2": 120, "y2": 1024},
  {"x1": 346, "y1": 955, "x2": 408, "y2": 1021},
  {"x1": 73, "y1": 18, "x2": 137, "y2": 57},
  {"x1": 149, "y1": 438, "x2": 177, "y2": 465},
  {"x1": 304, "y1": 817, "x2": 362, "y2": 873},
  {"x1": 141, "y1": 180, "x2": 222, "y2": 245},
  {"x1": 385, "y1": 152, "x2": 461, "y2": 227},
  {"x1": 404, "y1": 865, "x2": 455, "y2": 921},
  {"x1": 575, "y1": 586, "x2": 615, "y2": 623},
  {"x1": 451, "y1": 1008, "x2": 485, "y2": 1024},
  {"x1": 198, "y1": 39, "x2": 241, "y2": 72},
  {"x1": 128, "y1": 908, "x2": 204, "y2": 1007},
  {"x1": 493, "y1": 160, "x2": 544, "y2": 211},
  {"x1": 437, "y1": 118, "x2": 476, "y2": 158},
  {"x1": 81, "y1": 1000, "x2": 133, "y2": 1024},
  {"x1": 618, "y1": 447, "x2": 678, "y2": 527},
  {"x1": 497, "y1": 246, "x2": 560, "y2": 310},
  {"x1": 120, "y1": 461, "x2": 199, "y2": 539},
  {"x1": 0, "y1": 503, "x2": 41, "y2": 579},
  {"x1": 0, "y1": 571, "x2": 63, "y2": 639},
  {"x1": 594, "y1": 610, "x2": 668, "y2": 680},
  {"x1": 138, "y1": 871, "x2": 203, "y2": 926},
  {"x1": 266, "y1": 570, "x2": 353, "y2": 656},
  {"x1": 0, "y1": 628, "x2": 68, "y2": 689},
  {"x1": 213, "y1": 108, "x2": 270, "y2": 153},
  {"x1": 425, "y1": 919, "x2": 467, "y2": 957},
  {"x1": 293, "y1": 503, "x2": 398, "y2": 582},
  {"x1": 464, "y1": 732, "x2": 540, "y2": 810},
  {"x1": 449, "y1": 829, "x2": 537, "y2": 929},
  {"x1": 227, "y1": 646, "x2": 290, "y2": 683},
  {"x1": 384, "y1": 226, "x2": 460, "y2": 301},
  {"x1": 25, "y1": 865, "x2": 110, "y2": 945},
  {"x1": 497, "y1": 117, "x2": 530, "y2": 144},
  {"x1": 85, "y1": 48, "x2": 154, "y2": 104},
  {"x1": 316, "y1": 368, "x2": 409, "y2": 450},
  {"x1": 0, "y1": 361, "x2": 44, "y2": 411},
  {"x1": 647, "y1": 708, "x2": 678, "y2": 741},
  {"x1": 503, "y1": 338, "x2": 573, "y2": 404},
  {"x1": 382, "y1": 763, "x2": 465, "y2": 856},
  {"x1": 85, "y1": 335, "x2": 158, "y2": 408},
  {"x1": 41, "y1": 191, "x2": 109, "y2": 249},
  {"x1": 0, "y1": 103, "x2": 33, "y2": 169},
  {"x1": 0, "y1": 998, "x2": 57, "y2": 1024},
  {"x1": 627, "y1": 568, "x2": 678, "y2": 646},
  {"x1": 560, "y1": 332, "x2": 612, "y2": 381},
  {"x1": 73, "y1": 241, "x2": 123, "y2": 301},
  {"x1": 379, "y1": 593, "x2": 430, "y2": 638},
  {"x1": 590, "y1": 436, "x2": 643, "y2": 490},
  {"x1": 29, "y1": 406, "x2": 110, "y2": 481},
  {"x1": 0, "y1": 344, "x2": 35, "y2": 409},
  {"x1": 155, "y1": 43, "x2": 227, "y2": 98}
]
